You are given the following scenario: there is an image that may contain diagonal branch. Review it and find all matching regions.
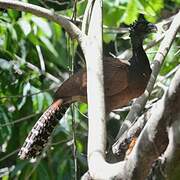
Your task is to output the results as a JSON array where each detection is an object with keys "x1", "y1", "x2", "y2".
[{"x1": 0, "y1": 0, "x2": 85, "y2": 44}]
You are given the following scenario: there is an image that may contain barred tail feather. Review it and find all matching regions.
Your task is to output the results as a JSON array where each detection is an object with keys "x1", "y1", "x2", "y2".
[{"x1": 18, "y1": 99, "x2": 68, "y2": 160}]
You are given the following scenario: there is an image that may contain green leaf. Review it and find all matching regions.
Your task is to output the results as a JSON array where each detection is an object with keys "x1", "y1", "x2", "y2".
[
  {"x1": 40, "y1": 36, "x2": 58, "y2": 57},
  {"x1": 51, "y1": 23, "x2": 62, "y2": 43},
  {"x1": 149, "y1": 0, "x2": 164, "y2": 11},
  {"x1": 28, "y1": 33, "x2": 40, "y2": 45},
  {"x1": 17, "y1": 82, "x2": 31, "y2": 109},
  {"x1": 0, "y1": 107, "x2": 11, "y2": 145},
  {"x1": 103, "y1": 34, "x2": 116, "y2": 43},
  {"x1": 44, "y1": 92, "x2": 53, "y2": 105},
  {"x1": 7, "y1": 9, "x2": 20, "y2": 21},
  {"x1": 37, "y1": 93, "x2": 44, "y2": 112},
  {"x1": 172, "y1": 0, "x2": 180, "y2": 4},
  {"x1": 0, "y1": 58, "x2": 12, "y2": 70},
  {"x1": 7, "y1": 24, "x2": 17, "y2": 41},
  {"x1": 32, "y1": 16, "x2": 52, "y2": 38},
  {"x1": 31, "y1": 86, "x2": 50, "y2": 112},
  {"x1": 123, "y1": 0, "x2": 138, "y2": 24},
  {"x1": 77, "y1": 0, "x2": 87, "y2": 16},
  {"x1": 18, "y1": 19, "x2": 31, "y2": 36},
  {"x1": 103, "y1": 2, "x2": 125, "y2": 26},
  {"x1": 2, "y1": 175, "x2": 9, "y2": 180},
  {"x1": 139, "y1": 0, "x2": 164, "y2": 18},
  {"x1": 36, "y1": 163, "x2": 50, "y2": 180}
]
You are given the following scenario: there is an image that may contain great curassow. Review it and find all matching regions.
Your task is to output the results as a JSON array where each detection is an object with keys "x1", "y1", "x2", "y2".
[{"x1": 18, "y1": 18, "x2": 157, "y2": 159}]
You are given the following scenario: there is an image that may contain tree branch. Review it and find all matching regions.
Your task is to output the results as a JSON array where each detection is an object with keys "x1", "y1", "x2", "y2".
[
  {"x1": 163, "y1": 121, "x2": 180, "y2": 179},
  {"x1": 84, "y1": 0, "x2": 107, "y2": 178},
  {"x1": 0, "y1": 0, "x2": 85, "y2": 43},
  {"x1": 147, "y1": 119, "x2": 180, "y2": 179}
]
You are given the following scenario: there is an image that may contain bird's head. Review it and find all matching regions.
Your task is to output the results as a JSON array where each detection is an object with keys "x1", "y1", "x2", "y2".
[{"x1": 129, "y1": 16, "x2": 157, "y2": 39}]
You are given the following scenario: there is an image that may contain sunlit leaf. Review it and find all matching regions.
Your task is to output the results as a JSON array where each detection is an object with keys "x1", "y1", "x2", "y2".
[
  {"x1": 40, "y1": 36, "x2": 58, "y2": 57},
  {"x1": 7, "y1": 9, "x2": 20, "y2": 21},
  {"x1": 7, "y1": 24, "x2": 17, "y2": 41},
  {"x1": 31, "y1": 16, "x2": 52, "y2": 38},
  {"x1": 18, "y1": 19, "x2": 31, "y2": 36},
  {"x1": 0, "y1": 58, "x2": 12, "y2": 70},
  {"x1": 28, "y1": 33, "x2": 40, "y2": 45},
  {"x1": 123, "y1": 0, "x2": 138, "y2": 24},
  {"x1": 18, "y1": 82, "x2": 31, "y2": 110}
]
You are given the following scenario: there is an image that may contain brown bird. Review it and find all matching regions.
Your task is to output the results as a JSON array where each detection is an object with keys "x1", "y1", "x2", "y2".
[{"x1": 18, "y1": 18, "x2": 157, "y2": 159}]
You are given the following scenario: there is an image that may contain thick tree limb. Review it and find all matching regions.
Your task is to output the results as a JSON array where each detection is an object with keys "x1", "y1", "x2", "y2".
[
  {"x1": 84, "y1": 0, "x2": 108, "y2": 178},
  {"x1": 164, "y1": 120, "x2": 180, "y2": 179},
  {"x1": 0, "y1": 0, "x2": 85, "y2": 43},
  {"x1": 115, "y1": 10, "x2": 180, "y2": 142},
  {"x1": 147, "y1": 119, "x2": 180, "y2": 180}
]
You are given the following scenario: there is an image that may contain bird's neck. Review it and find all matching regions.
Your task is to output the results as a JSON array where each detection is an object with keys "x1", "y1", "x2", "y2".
[
  {"x1": 129, "y1": 35, "x2": 151, "y2": 74},
  {"x1": 130, "y1": 34, "x2": 144, "y2": 50}
]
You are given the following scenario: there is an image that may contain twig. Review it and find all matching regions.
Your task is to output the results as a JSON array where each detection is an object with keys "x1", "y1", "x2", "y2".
[
  {"x1": 26, "y1": 61, "x2": 62, "y2": 83},
  {"x1": 112, "y1": 110, "x2": 150, "y2": 156},
  {"x1": 15, "y1": 55, "x2": 62, "y2": 83},
  {"x1": 36, "y1": 45, "x2": 46, "y2": 73},
  {"x1": 0, "y1": 149, "x2": 19, "y2": 162},
  {"x1": 113, "y1": 105, "x2": 131, "y2": 113},
  {"x1": 74, "y1": 104, "x2": 88, "y2": 119},
  {"x1": 83, "y1": 0, "x2": 120, "y2": 178},
  {"x1": 0, "y1": 112, "x2": 41, "y2": 127},
  {"x1": 160, "y1": 64, "x2": 180, "y2": 81},
  {"x1": 43, "y1": 0, "x2": 69, "y2": 7},
  {"x1": 71, "y1": 105, "x2": 78, "y2": 180},
  {"x1": 81, "y1": 0, "x2": 94, "y2": 34},
  {"x1": 0, "y1": 88, "x2": 52, "y2": 100},
  {"x1": 103, "y1": 26, "x2": 128, "y2": 34},
  {"x1": 159, "y1": 120, "x2": 180, "y2": 179},
  {"x1": 51, "y1": 139, "x2": 71, "y2": 146}
]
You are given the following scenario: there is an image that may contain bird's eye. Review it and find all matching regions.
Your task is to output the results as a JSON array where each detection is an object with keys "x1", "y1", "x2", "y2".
[{"x1": 137, "y1": 22, "x2": 149, "y2": 32}]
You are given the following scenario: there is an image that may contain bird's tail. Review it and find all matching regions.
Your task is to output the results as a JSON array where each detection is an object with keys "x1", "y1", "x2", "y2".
[{"x1": 18, "y1": 99, "x2": 69, "y2": 160}]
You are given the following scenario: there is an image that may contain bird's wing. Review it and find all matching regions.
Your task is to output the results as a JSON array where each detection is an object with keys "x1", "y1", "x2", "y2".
[
  {"x1": 54, "y1": 57, "x2": 129, "y2": 99},
  {"x1": 103, "y1": 57, "x2": 129, "y2": 96}
]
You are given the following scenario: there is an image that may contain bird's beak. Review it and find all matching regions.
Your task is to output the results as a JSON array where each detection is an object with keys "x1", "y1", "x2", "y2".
[{"x1": 147, "y1": 23, "x2": 158, "y2": 33}]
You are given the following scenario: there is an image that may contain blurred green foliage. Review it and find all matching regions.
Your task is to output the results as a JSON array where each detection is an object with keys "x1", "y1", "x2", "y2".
[{"x1": 0, "y1": 0, "x2": 179, "y2": 179}]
